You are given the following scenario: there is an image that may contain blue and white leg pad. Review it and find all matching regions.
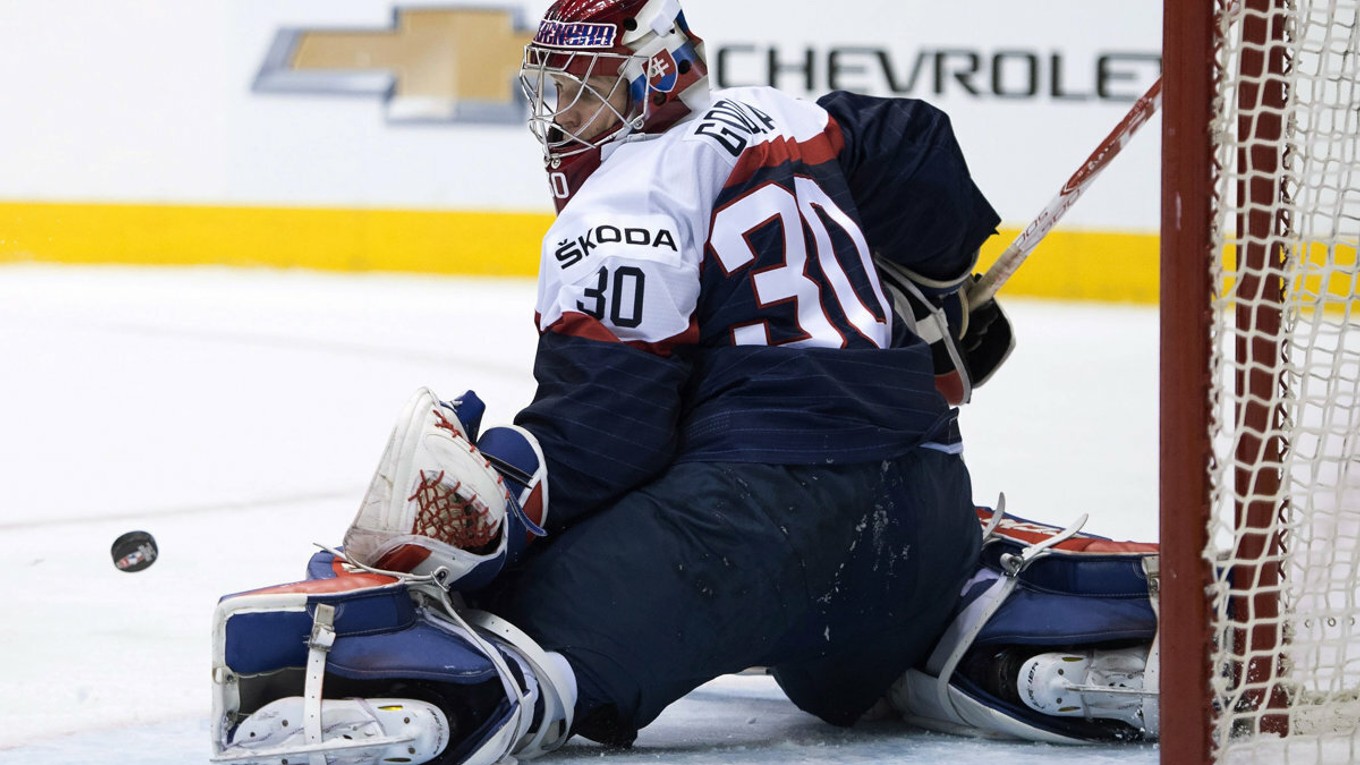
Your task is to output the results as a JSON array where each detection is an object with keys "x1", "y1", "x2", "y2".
[
  {"x1": 211, "y1": 550, "x2": 575, "y2": 765},
  {"x1": 889, "y1": 502, "x2": 1161, "y2": 743}
]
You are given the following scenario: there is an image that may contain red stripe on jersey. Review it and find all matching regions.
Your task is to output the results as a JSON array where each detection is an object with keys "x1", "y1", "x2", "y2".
[
  {"x1": 550, "y1": 312, "x2": 620, "y2": 343},
  {"x1": 725, "y1": 120, "x2": 847, "y2": 190},
  {"x1": 547, "y1": 311, "x2": 699, "y2": 357},
  {"x1": 825, "y1": 114, "x2": 847, "y2": 154}
]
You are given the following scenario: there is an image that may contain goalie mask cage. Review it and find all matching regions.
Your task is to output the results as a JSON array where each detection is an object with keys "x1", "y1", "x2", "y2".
[{"x1": 1162, "y1": 1, "x2": 1360, "y2": 764}]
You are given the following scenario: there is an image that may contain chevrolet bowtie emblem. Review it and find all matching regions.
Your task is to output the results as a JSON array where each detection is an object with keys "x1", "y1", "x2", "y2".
[{"x1": 254, "y1": 6, "x2": 535, "y2": 123}]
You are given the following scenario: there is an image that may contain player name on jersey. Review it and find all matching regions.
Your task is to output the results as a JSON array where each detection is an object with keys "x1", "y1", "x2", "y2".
[{"x1": 693, "y1": 98, "x2": 777, "y2": 157}]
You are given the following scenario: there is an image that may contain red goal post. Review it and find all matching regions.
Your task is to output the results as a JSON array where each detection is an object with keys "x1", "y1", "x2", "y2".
[{"x1": 1161, "y1": 1, "x2": 1360, "y2": 764}]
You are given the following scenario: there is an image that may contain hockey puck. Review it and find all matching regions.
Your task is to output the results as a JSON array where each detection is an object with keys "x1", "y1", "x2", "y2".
[{"x1": 111, "y1": 530, "x2": 159, "y2": 573}]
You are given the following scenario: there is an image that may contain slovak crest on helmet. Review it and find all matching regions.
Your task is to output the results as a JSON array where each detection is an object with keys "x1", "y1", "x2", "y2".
[{"x1": 647, "y1": 49, "x2": 679, "y2": 93}]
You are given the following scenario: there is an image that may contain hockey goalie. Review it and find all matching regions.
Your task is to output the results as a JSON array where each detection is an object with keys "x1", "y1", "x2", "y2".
[
  {"x1": 209, "y1": 0, "x2": 1160, "y2": 762},
  {"x1": 208, "y1": 387, "x2": 1159, "y2": 765}
]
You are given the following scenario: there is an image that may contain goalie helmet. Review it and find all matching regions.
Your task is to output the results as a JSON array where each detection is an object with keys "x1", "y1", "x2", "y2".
[{"x1": 519, "y1": 0, "x2": 709, "y2": 199}]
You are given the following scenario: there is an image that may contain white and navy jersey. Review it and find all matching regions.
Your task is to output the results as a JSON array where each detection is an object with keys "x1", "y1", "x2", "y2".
[{"x1": 516, "y1": 87, "x2": 999, "y2": 526}]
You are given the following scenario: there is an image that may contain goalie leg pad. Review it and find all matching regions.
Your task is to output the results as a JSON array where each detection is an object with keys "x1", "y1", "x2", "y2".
[
  {"x1": 343, "y1": 387, "x2": 513, "y2": 591},
  {"x1": 889, "y1": 505, "x2": 1160, "y2": 743},
  {"x1": 212, "y1": 555, "x2": 574, "y2": 765}
]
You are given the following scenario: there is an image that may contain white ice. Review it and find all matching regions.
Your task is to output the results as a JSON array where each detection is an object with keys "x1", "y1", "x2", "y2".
[{"x1": 0, "y1": 264, "x2": 1160, "y2": 764}]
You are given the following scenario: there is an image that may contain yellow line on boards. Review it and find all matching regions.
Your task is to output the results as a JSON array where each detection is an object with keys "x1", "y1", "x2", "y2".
[
  {"x1": 0, "y1": 201, "x2": 1162, "y2": 303},
  {"x1": 977, "y1": 228, "x2": 1160, "y2": 305},
  {"x1": 0, "y1": 202, "x2": 552, "y2": 277}
]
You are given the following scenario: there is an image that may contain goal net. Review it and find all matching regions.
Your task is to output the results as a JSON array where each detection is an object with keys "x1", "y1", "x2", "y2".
[{"x1": 1162, "y1": 1, "x2": 1360, "y2": 763}]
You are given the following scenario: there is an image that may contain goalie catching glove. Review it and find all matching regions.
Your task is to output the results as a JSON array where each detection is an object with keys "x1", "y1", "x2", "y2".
[
  {"x1": 342, "y1": 387, "x2": 548, "y2": 592},
  {"x1": 877, "y1": 258, "x2": 1016, "y2": 405}
]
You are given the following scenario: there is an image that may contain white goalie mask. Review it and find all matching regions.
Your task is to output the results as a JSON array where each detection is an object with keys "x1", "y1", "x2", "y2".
[{"x1": 518, "y1": 0, "x2": 710, "y2": 167}]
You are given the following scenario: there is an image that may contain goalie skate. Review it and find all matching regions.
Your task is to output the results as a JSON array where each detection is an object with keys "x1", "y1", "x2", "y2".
[
  {"x1": 212, "y1": 696, "x2": 450, "y2": 765},
  {"x1": 1017, "y1": 645, "x2": 1158, "y2": 735}
]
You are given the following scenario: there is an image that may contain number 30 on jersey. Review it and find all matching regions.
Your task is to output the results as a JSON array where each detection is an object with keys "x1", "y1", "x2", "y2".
[{"x1": 709, "y1": 178, "x2": 892, "y2": 349}]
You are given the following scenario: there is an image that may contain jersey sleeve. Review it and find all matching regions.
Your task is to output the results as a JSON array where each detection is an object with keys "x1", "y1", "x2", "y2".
[
  {"x1": 518, "y1": 145, "x2": 714, "y2": 527},
  {"x1": 816, "y1": 91, "x2": 1000, "y2": 288},
  {"x1": 513, "y1": 330, "x2": 691, "y2": 528},
  {"x1": 538, "y1": 209, "x2": 699, "y2": 353},
  {"x1": 524, "y1": 251, "x2": 697, "y2": 526}
]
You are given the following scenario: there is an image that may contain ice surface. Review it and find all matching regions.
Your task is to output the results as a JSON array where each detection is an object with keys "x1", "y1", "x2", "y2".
[{"x1": 0, "y1": 264, "x2": 1160, "y2": 764}]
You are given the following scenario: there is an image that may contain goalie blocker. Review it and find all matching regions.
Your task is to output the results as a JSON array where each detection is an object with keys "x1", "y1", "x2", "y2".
[{"x1": 876, "y1": 257, "x2": 1016, "y2": 406}]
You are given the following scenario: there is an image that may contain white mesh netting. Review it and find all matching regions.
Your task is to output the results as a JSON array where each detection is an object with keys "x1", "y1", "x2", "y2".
[{"x1": 1208, "y1": 1, "x2": 1360, "y2": 762}]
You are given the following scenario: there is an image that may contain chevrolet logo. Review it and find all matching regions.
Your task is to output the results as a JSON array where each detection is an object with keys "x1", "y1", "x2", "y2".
[{"x1": 254, "y1": 6, "x2": 535, "y2": 123}]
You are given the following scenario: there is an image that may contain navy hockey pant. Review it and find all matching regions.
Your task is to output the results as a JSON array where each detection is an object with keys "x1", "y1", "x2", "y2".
[{"x1": 480, "y1": 446, "x2": 981, "y2": 746}]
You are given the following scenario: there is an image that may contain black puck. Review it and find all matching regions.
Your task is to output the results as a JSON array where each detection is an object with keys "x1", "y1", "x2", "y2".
[{"x1": 111, "y1": 530, "x2": 159, "y2": 573}]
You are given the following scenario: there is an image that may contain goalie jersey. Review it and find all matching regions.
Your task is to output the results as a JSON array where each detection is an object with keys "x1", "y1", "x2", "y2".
[{"x1": 516, "y1": 86, "x2": 1000, "y2": 527}]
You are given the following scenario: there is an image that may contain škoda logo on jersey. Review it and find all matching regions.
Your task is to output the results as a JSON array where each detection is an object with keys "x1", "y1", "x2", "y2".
[
  {"x1": 533, "y1": 20, "x2": 617, "y2": 49},
  {"x1": 555, "y1": 225, "x2": 679, "y2": 268}
]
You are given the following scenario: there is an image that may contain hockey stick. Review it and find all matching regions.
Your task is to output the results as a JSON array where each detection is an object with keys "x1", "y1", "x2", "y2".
[{"x1": 965, "y1": 77, "x2": 1163, "y2": 310}]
